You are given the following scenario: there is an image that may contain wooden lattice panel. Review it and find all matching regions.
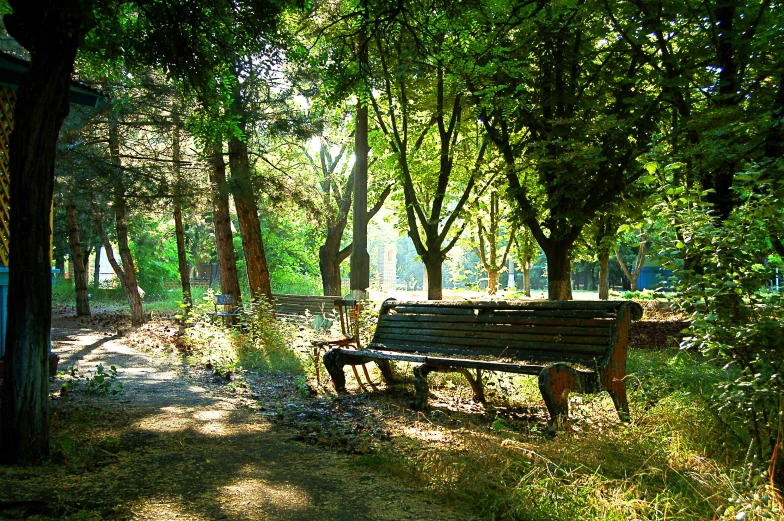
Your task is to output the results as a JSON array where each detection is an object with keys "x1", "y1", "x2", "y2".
[{"x1": 0, "y1": 86, "x2": 15, "y2": 266}]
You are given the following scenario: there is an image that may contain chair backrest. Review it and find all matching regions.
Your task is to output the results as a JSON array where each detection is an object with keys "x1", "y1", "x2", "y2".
[
  {"x1": 214, "y1": 294, "x2": 233, "y2": 312},
  {"x1": 214, "y1": 294, "x2": 233, "y2": 305},
  {"x1": 335, "y1": 296, "x2": 362, "y2": 348}
]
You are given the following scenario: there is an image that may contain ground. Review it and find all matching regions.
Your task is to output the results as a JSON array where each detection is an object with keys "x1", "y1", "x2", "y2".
[
  {"x1": 0, "y1": 304, "x2": 691, "y2": 521},
  {"x1": 1, "y1": 309, "x2": 480, "y2": 521}
]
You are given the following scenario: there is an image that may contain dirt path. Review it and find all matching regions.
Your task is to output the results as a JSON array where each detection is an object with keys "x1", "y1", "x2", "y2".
[{"x1": 0, "y1": 313, "x2": 475, "y2": 521}]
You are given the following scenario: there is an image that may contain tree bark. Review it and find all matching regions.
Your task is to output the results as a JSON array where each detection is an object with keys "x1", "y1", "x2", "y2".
[
  {"x1": 522, "y1": 258, "x2": 531, "y2": 297},
  {"x1": 351, "y1": 67, "x2": 370, "y2": 299},
  {"x1": 209, "y1": 142, "x2": 242, "y2": 306},
  {"x1": 93, "y1": 243, "x2": 101, "y2": 288},
  {"x1": 1, "y1": 1, "x2": 94, "y2": 464},
  {"x1": 424, "y1": 258, "x2": 443, "y2": 301},
  {"x1": 598, "y1": 250, "x2": 610, "y2": 300},
  {"x1": 544, "y1": 241, "x2": 573, "y2": 300},
  {"x1": 66, "y1": 203, "x2": 90, "y2": 316},
  {"x1": 227, "y1": 87, "x2": 272, "y2": 303},
  {"x1": 173, "y1": 198, "x2": 190, "y2": 308},
  {"x1": 319, "y1": 242, "x2": 349, "y2": 296},
  {"x1": 171, "y1": 102, "x2": 191, "y2": 314},
  {"x1": 487, "y1": 269, "x2": 500, "y2": 296},
  {"x1": 615, "y1": 239, "x2": 646, "y2": 292},
  {"x1": 108, "y1": 120, "x2": 144, "y2": 326}
]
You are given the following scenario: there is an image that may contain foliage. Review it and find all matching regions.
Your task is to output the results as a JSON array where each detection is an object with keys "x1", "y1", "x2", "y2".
[
  {"x1": 658, "y1": 180, "x2": 784, "y2": 470},
  {"x1": 60, "y1": 364, "x2": 124, "y2": 396}
]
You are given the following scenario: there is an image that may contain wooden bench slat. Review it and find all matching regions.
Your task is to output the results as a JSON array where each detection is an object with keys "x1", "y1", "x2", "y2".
[
  {"x1": 374, "y1": 326, "x2": 610, "y2": 345},
  {"x1": 390, "y1": 306, "x2": 619, "y2": 320},
  {"x1": 376, "y1": 319, "x2": 612, "y2": 338},
  {"x1": 338, "y1": 349, "x2": 547, "y2": 375},
  {"x1": 370, "y1": 333, "x2": 608, "y2": 355},
  {"x1": 366, "y1": 343, "x2": 603, "y2": 366},
  {"x1": 383, "y1": 313, "x2": 614, "y2": 329}
]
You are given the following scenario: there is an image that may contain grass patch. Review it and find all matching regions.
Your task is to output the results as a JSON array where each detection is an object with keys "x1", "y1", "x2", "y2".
[{"x1": 354, "y1": 348, "x2": 775, "y2": 521}]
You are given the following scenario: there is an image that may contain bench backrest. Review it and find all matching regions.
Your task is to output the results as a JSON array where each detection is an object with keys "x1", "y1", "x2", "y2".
[
  {"x1": 273, "y1": 294, "x2": 341, "y2": 318},
  {"x1": 370, "y1": 300, "x2": 643, "y2": 369}
]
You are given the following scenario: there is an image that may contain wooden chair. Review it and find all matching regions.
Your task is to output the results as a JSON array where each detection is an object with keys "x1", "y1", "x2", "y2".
[
  {"x1": 206, "y1": 294, "x2": 241, "y2": 325},
  {"x1": 311, "y1": 297, "x2": 373, "y2": 387}
]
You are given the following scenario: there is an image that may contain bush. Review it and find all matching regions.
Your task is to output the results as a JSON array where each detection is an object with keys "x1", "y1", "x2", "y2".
[{"x1": 659, "y1": 187, "x2": 784, "y2": 476}]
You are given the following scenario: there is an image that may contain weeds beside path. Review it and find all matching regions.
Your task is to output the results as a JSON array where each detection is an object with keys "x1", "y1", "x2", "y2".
[{"x1": 0, "y1": 311, "x2": 474, "y2": 521}]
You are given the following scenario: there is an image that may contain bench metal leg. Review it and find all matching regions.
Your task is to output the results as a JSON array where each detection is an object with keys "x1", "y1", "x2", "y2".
[
  {"x1": 457, "y1": 368, "x2": 485, "y2": 403},
  {"x1": 538, "y1": 363, "x2": 599, "y2": 429},
  {"x1": 412, "y1": 365, "x2": 485, "y2": 408},
  {"x1": 606, "y1": 382, "x2": 630, "y2": 422},
  {"x1": 376, "y1": 359, "x2": 395, "y2": 385},
  {"x1": 323, "y1": 350, "x2": 347, "y2": 393},
  {"x1": 412, "y1": 364, "x2": 435, "y2": 409}
]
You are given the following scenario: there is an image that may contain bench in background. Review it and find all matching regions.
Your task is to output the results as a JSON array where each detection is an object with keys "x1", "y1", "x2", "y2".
[{"x1": 273, "y1": 294, "x2": 341, "y2": 321}]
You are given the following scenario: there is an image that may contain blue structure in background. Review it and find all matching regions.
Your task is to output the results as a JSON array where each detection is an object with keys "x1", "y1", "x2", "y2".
[
  {"x1": 0, "y1": 268, "x2": 59, "y2": 358},
  {"x1": 637, "y1": 259, "x2": 673, "y2": 291}
]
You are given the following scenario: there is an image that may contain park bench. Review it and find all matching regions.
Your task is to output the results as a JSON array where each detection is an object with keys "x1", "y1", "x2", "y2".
[
  {"x1": 323, "y1": 299, "x2": 643, "y2": 427},
  {"x1": 273, "y1": 294, "x2": 341, "y2": 321}
]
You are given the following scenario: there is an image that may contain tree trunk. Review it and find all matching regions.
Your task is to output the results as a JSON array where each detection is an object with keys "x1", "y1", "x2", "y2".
[
  {"x1": 228, "y1": 147, "x2": 272, "y2": 302},
  {"x1": 108, "y1": 121, "x2": 144, "y2": 326},
  {"x1": 171, "y1": 102, "x2": 191, "y2": 313},
  {"x1": 351, "y1": 68, "x2": 370, "y2": 300},
  {"x1": 523, "y1": 260, "x2": 531, "y2": 297},
  {"x1": 209, "y1": 142, "x2": 242, "y2": 306},
  {"x1": 227, "y1": 91, "x2": 272, "y2": 303},
  {"x1": 82, "y1": 246, "x2": 91, "y2": 280},
  {"x1": 544, "y1": 242, "x2": 572, "y2": 300},
  {"x1": 66, "y1": 203, "x2": 90, "y2": 316},
  {"x1": 1, "y1": 3, "x2": 91, "y2": 464},
  {"x1": 173, "y1": 197, "x2": 190, "y2": 314},
  {"x1": 598, "y1": 250, "x2": 610, "y2": 300},
  {"x1": 424, "y1": 258, "x2": 443, "y2": 300},
  {"x1": 615, "y1": 241, "x2": 645, "y2": 292},
  {"x1": 93, "y1": 244, "x2": 101, "y2": 288},
  {"x1": 319, "y1": 245, "x2": 343, "y2": 296},
  {"x1": 487, "y1": 269, "x2": 500, "y2": 296}
]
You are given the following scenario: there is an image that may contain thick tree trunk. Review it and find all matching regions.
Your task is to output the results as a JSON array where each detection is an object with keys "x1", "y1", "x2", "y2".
[
  {"x1": 209, "y1": 142, "x2": 242, "y2": 306},
  {"x1": 227, "y1": 116, "x2": 272, "y2": 302},
  {"x1": 66, "y1": 203, "x2": 90, "y2": 316},
  {"x1": 544, "y1": 242, "x2": 573, "y2": 300},
  {"x1": 108, "y1": 121, "x2": 144, "y2": 326},
  {"x1": 319, "y1": 245, "x2": 343, "y2": 296},
  {"x1": 487, "y1": 269, "x2": 500, "y2": 296},
  {"x1": 598, "y1": 250, "x2": 610, "y2": 300},
  {"x1": 1, "y1": 3, "x2": 91, "y2": 464},
  {"x1": 225, "y1": 80, "x2": 272, "y2": 303},
  {"x1": 424, "y1": 258, "x2": 443, "y2": 300},
  {"x1": 319, "y1": 225, "x2": 351, "y2": 297}
]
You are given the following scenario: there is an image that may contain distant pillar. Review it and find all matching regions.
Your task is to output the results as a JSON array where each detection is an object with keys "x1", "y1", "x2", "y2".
[{"x1": 507, "y1": 258, "x2": 515, "y2": 289}]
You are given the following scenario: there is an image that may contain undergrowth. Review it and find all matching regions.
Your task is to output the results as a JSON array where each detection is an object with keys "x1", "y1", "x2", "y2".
[
  {"x1": 355, "y1": 348, "x2": 780, "y2": 521},
  {"x1": 182, "y1": 296, "x2": 304, "y2": 377}
]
